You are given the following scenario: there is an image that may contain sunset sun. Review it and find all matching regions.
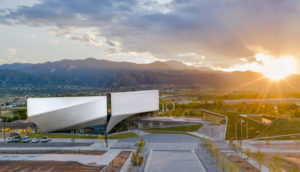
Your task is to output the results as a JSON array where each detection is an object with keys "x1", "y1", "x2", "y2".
[{"x1": 257, "y1": 53, "x2": 297, "y2": 80}]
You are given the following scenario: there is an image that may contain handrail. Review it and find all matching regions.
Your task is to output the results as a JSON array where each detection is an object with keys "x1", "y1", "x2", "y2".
[{"x1": 198, "y1": 109, "x2": 228, "y2": 140}]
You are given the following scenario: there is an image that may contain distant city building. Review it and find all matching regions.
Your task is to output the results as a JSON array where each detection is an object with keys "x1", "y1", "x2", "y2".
[
  {"x1": 27, "y1": 90, "x2": 159, "y2": 134},
  {"x1": 8, "y1": 103, "x2": 16, "y2": 107}
]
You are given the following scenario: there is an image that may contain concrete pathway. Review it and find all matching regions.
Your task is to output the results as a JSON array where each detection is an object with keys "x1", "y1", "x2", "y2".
[
  {"x1": 0, "y1": 149, "x2": 121, "y2": 166},
  {"x1": 0, "y1": 141, "x2": 119, "y2": 151},
  {"x1": 145, "y1": 149, "x2": 206, "y2": 172}
]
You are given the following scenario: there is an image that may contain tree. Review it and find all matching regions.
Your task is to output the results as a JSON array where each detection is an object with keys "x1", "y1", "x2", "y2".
[
  {"x1": 245, "y1": 148, "x2": 252, "y2": 161},
  {"x1": 98, "y1": 134, "x2": 103, "y2": 148},
  {"x1": 12, "y1": 108, "x2": 27, "y2": 120},
  {"x1": 226, "y1": 161, "x2": 239, "y2": 172},
  {"x1": 254, "y1": 149, "x2": 264, "y2": 171},
  {"x1": 26, "y1": 126, "x2": 32, "y2": 135},
  {"x1": 288, "y1": 168, "x2": 297, "y2": 172},
  {"x1": 269, "y1": 154, "x2": 282, "y2": 172},
  {"x1": 131, "y1": 137, "x2": 144, "y2": 166},
  {"x1": 217, "y1": 157, "x2": 226, "y2": 172}
]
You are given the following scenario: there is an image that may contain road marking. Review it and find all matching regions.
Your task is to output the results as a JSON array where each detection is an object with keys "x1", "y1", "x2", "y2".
[
  {"x1": 21, "y1": 167, "x2": 31, "y2": 172},
  {"x1": 46, "y1": 167, "x2": 54, "y2": 172},
  {"x1": 33, "y1": 167, "x2": 42, "y2": 172},
  {"x1": 0, "y1": 167, "x2": 8, "y2": 171},
  {"x1": 8, "y1": 167, "x2": 20, "y2": 172}
]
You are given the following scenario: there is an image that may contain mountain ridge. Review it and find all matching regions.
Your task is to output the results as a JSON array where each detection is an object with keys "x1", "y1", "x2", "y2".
[{"x1": 0, "y1": 58, "x2": 299, "y2": 93}]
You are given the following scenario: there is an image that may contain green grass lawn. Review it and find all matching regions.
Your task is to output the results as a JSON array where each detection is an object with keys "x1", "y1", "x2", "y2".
[
  {"x1": 28, "y1": 132, "x2": 138, "y2": 140},
  {"x1": 256, "y1": 118, "x2": 300, "y2": 139},
  {"x1": 145, "y1": 124, "x2": 203, "y2": 132},
  {"x1": 142, "y1": 129, "x2": 203, "y2": 139},
  {"x1": 210, "y1": 110, "x2": 267, "y2": 140},
  {"x1": 107, "y1": 132, "x2": 138, "y2": 139}
]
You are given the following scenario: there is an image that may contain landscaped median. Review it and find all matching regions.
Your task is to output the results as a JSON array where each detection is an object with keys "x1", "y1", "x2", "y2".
[
  {"x1": 142, "y1": 124, "x2": 204, "y2": 138},
  {"x1": 28, "y1": 132, "x2": 138, "y2": 140},
  {"x1": 143, "y1": 124, "x2": 203, "y2": 132},
  {"x1": 209, "y1": 110, "x2": 268, "y2": 140},
  {"x1": 255, "y1": 118, "x2": 300, "y2": 140}
]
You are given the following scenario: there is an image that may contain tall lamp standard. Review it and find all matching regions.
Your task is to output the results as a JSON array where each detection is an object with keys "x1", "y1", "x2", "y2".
[{"x1": 3, "y1": 118, "x2": 5, "y2": 142}]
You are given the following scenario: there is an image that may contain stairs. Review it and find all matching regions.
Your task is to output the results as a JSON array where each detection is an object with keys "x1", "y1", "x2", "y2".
[{"x1": 196, "y1": 124, "x2": 226, "y2": 140}]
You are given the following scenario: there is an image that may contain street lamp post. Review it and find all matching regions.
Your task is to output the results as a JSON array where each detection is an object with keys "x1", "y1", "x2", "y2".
[{"x1": 3, "y1": 119, "x2": 6, "y2": 142}]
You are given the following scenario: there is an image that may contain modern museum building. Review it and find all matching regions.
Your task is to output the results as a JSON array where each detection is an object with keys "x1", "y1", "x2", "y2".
[{"x1": 27, "y1": 90, "x2": 159, "y2": 134}]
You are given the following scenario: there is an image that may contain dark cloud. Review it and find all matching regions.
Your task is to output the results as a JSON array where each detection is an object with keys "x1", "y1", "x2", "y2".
[{"x1": 1, "y1": 0, "x2": 300, "y2": 67}]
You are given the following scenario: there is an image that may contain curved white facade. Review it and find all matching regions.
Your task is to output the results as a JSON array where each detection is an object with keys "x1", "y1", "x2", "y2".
[
  {"x1": 27, "y1": 90, "x2": 159, "y2": 133},
  {"x1": 28, "y1": 96, "x2": 107, "y2": 132},
  {"x1": 107, "y1": 90, "x2": 159, "y2": 132}
]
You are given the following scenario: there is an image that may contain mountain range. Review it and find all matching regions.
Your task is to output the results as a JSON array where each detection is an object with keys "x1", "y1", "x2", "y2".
[{"x1": 0, "y1": 58, "x2": 299, "y2": 93}]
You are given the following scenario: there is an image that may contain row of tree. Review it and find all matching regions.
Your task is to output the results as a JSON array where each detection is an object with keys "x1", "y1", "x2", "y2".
[
  {"x1": 0, "y1": 108, "x2": 27, "y2": 122},
  {"x1": 159, "y1": 100, "x2": 299, "y2": 118}
]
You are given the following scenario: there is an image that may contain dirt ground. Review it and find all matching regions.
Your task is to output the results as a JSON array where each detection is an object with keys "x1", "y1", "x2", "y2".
[
  {"x1": 253, "y1": 143, "x2": 300, "y2": 150},
  {"x1": 227, "y1": 155, "x2": 260, "y2": 172},
  {"x1": 256, "y1": 152, "x2": 300, "y2": 172},
  {"x1": 103, "y1": 151, "x2": 131, "y2": 172},
  {"x1": 0, "y1": 160, "x2": 105, "y2": 172}
]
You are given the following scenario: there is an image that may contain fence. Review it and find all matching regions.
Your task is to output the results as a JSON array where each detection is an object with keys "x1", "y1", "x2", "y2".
[{"x1": 195, "y1": 142, "x2": 241, "y2": 172}]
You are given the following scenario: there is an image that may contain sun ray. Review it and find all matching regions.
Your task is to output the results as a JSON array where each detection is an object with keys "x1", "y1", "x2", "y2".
[
  {"x1": 254, "y1": 81, "x2": 272, "y2": 114},
  {"x1": 225, "y1": 76, "x2": 265, "y2": 95}
]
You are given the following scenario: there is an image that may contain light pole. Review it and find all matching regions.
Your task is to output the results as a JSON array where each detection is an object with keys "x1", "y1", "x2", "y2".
[
  {"x1": 3, "y1": 119, "x2": 6, "y2": 142},
  {"x1": 246, "y1": 122, "x2": 248, "y2": 139},
  {"x1": 235, "y1": 121, "x2": 237, "y2": 140}
]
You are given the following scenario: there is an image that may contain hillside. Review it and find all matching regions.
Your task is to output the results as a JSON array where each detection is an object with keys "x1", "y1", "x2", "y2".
[{"x1": 0, "y1": 58, "x2": 300, "y2": 93}]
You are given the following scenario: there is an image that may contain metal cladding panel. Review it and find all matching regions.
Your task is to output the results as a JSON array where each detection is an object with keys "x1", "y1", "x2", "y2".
[
  {"x1": 107, "y1": 90, "x2": 159, "y2": 132},
  {"x1": 27, "y1": 96, "x2": 107, "y2": 132},
  {"x1": 111, "y1": 90, "x2": 159, "y2": 116}
]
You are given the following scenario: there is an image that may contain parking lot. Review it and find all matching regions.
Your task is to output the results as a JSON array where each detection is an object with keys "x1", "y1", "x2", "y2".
[{"x1": 0, "y1": 160, "x2": 104, "y2": 172}]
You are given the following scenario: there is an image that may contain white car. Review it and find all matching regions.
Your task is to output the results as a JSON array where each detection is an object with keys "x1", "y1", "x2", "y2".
[
  {"x1": 7, "y1": 136, "x2": 21, "y2": 143},
  {"x1": 22, "y1": 136, "x2": 31, "y2": 143},
  {"x1": 31, "y1": 138, "x2": 40, "y2": 143},
  {"x1": 40, "y1": 136, "x2": 51, "y2": 143}
]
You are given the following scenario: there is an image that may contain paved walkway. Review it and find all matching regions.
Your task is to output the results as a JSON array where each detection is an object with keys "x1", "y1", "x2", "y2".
[
  {"x1": 0, "y1": 140, "x2": 119, "y2": 151},
  {"x1": 195, "y1": 123, "x2": 226, "y2": 140},
  {"x1": 0, "y1": 149, "x2": 121, "y2": 166},
  {"x1": 145, "y1": 149, "x2": 206, "y2": 172}
]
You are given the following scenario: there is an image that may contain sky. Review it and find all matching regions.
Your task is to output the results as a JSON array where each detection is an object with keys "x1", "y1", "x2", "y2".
[{"x1": 0, "y1": 0, "x2": 300, "y2": 73}]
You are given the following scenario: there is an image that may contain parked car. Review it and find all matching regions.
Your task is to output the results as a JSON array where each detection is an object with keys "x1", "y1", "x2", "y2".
[
  {"x1": 22, "y1": 136, "x2": 31, "y2": 143},
  {"x1": 40, "y1": 136, "x2": 51, "y2": 143},
  {"x1": 31, "y1": 138, "x2": 40, "y2": 143},
  {"x1": 7, "y1": 136, "x2": 21, "y2": 143}
]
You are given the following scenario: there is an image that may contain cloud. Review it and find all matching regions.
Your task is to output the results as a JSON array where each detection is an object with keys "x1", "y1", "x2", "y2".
[
  {"x1": 71, "y1": 29, "x2": 102, "y2": 46},
  {"x1": 48, "y1": 40, "x2": 60, "y2": 44},
  {"x1": 1, "y1": 0, "x2": 300, "y2": 67},
  {"x1": 48, "y1": 27, "x2": 78, "y2": 38},
  {"x1": 5, "y1": 48, "x2": 17, "y2": 55},
  {"x1": 49, "y1": 27, "x2": 104, "y2": 46},
  {"x1": 170, "y1": 52, "x2": 206, "y2": 67},
  {"x1": 103, "y1": 51, "x2": 160, "y2": 64},
  {"x1": 215, "y1": 53, "x2": 298, "y2": 74}
]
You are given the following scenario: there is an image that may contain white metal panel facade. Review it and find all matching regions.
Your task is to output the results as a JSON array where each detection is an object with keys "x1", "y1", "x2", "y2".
[
  {"x1": 27, "y1": 96, "x2": 107, "y2": 132},
  {"x1": 107, "y1": 90, "x2": 159, "y2": 132},
  {"x1": 111, "y1": 90, "x2": 159, "y2": 116}
]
